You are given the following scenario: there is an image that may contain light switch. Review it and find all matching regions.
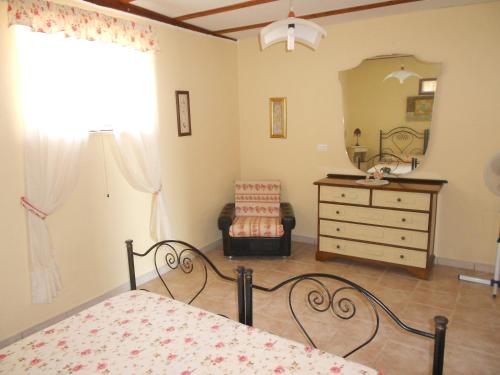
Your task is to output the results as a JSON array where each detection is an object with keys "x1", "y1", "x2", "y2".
[{"x1": 317, "y1": 144, "x2": 328, "y2": 152}]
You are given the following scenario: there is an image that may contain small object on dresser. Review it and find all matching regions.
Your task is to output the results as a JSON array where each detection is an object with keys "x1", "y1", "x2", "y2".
[{"x1": 356, "y1": 172, "x2": 389, "y2": 186}]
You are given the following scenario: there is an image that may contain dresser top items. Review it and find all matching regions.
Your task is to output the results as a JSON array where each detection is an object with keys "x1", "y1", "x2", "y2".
[{"x1": 316, "y1": 174, "x2": 447, "y2": 194}]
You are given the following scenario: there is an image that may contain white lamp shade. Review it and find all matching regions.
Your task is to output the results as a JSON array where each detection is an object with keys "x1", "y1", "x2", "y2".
[
  {"x1": 384, "y1": 69, "x2": 422, "y2": 84},
  {"x1": 260, "y1": 17, "x2": 327, "y2": 50}
]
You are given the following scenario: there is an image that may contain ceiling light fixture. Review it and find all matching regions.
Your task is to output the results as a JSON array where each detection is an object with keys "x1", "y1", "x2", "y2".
[
  {"x1": 384, "y1": 65, "x2": 422, "y2": 84},
  {"x1": 259, "y1": 2, "x2": 326, "y2": 51}
]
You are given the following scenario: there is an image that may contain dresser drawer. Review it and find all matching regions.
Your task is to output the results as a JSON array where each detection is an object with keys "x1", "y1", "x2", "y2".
[
  {"x1": 320, "y1": 186, "x2": 370, "y2": 205},
  {"x1": 372, "y1": 190, "x2": 430, "y2": 211},
  {"x1": 319, "y1": 203, "x2": 429, "y2": 231},
  {"x1": 319, "y1": 237, "x2": 427, "y2": 268},
  {"x1": 320, "y1": 220, "x2": 428, "y2": 250}
]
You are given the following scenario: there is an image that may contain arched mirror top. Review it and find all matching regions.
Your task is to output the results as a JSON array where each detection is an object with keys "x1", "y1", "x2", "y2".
[{"x1": 339, "y1": 54, "x2": 441, "y2": 176}]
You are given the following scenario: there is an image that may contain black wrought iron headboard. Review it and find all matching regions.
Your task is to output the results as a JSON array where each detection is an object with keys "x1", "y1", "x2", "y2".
[
  {"x1": 379, "y1": 126, "x2": 430, "y2": 156},
  {"x1": 126, "y1": 239, "x2": 448, "y2": 375}
]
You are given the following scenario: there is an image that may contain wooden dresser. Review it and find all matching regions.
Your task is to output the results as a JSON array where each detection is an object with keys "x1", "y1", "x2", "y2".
[{"x1": 314, "y1": 175, "x2": 446, "y2": 279}]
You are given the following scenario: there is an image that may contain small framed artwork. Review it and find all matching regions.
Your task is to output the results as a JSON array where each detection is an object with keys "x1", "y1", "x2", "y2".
[
  {"x1": 175, "y1": 90, "x2": 192, "y2": 136},
  {"x1": 269, "y1": 97, "x2": 287, "y2": 138},
  {"x1": 419, "y1": 78, "x2": 437, "y2": 95},
  {"x1": 406, "y1": 95, "x2": 434, "y2": 121}
]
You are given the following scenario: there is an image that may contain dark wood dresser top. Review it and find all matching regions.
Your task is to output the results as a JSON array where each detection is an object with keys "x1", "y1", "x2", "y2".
[{"x1": 314, "y1": 175, "x2": 446, "y2": 194}]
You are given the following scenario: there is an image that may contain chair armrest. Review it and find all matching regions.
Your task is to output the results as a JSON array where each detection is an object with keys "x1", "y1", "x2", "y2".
[
  {"x1": 280, "y1": 202, "x2": 296, "y2": 230},
  {"x1": 218, "y1": 203, "x2": 235, "y2": 230}
]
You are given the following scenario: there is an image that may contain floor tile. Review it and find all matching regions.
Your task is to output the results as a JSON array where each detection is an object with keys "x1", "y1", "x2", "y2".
[
  {"x1": 377, "y1": 272, "x2": 419, "y2": 293},
  {"x1": 409, "y1": 288, "x2": 458, "y2": 310},
  {"x1": 445, "y1": 345, "x2": 500, "y2": 375},
  {"x1": 375, "y1": 340, "x2": 431, "y2": 375}
]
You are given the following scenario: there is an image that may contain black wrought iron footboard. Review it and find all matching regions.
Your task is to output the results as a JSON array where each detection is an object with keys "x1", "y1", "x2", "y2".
[
  {"x1": 126, "y1": 240, "x2": 448, "y2": 375},
  {"x1": 126, "y1": 239, "x2": 236, "y2": 304}
]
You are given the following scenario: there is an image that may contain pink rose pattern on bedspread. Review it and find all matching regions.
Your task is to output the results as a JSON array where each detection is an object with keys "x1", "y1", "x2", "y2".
[{"x1": 0, "y1": 291, "x2": 380, "y2": 374}]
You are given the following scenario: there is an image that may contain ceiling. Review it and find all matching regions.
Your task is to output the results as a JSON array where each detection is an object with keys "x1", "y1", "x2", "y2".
[{"x1": 87, "y1": 0, "x2": 496, "y2": 41}]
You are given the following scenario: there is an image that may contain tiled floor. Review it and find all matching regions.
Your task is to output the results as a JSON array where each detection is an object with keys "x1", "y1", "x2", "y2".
[{"x1": 142, "y1": 242, "x2": 500, "y2": 375}]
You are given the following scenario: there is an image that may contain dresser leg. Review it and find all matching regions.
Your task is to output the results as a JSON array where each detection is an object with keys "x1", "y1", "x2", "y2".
[
  {"x1": 406, "y1": 267, "x2": 430, "y2": 280},
  {"x1": 316, "y1": 251, "x2": 336, "y2": 261}
]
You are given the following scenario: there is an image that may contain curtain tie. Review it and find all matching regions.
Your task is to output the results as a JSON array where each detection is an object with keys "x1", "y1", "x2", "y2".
[
  {"x1": 152, "y1": 185, "x2": 162, "y2": 196},
  {"x1": 20, "y1": 196, "x2": 48, "y2": 220}
]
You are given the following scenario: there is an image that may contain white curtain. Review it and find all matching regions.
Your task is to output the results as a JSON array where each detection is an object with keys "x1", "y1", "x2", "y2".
[
  {"x1": 16, "y1": 27, "x2": 90, "y2": 303},
  {"x1": 15, "y1": 26, "x2": 168, "y2": 302},
  {"x1": 22, "y1": 130, "x2": 86, "y2": 303},
  {"x1": 107, "y1": 48, "x2": 171, "y2": 241},
  {"x1": 110, "y1": 130, "x2": 171, "y2": 242}
]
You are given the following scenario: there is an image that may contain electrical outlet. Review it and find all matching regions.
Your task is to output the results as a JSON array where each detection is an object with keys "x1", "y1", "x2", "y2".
[{"x1": 317, "y1": 144, "x2": 328, "y2": 152}]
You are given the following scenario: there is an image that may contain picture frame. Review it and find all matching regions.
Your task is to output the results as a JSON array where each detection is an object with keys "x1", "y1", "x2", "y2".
[
  {"x1": 175, "y1": 90, "x2": 192, "y2": 136},
  {"x1": 406, "y1": 95, "x2": 434, "y2": 121},
  {"x1": 269, "y1": 97, "x2": 287, "y2": 138},
  {"x1": 419, "y1": 78, "x2": 437, "y2": 95}
]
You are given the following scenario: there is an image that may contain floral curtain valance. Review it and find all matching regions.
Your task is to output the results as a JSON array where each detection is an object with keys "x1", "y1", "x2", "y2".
[{"x1": 6, "y1": 0, "x2": 158, "y2": 51}]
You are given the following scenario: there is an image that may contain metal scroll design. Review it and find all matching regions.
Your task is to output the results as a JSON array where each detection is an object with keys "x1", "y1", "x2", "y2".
[
  {"x1": 253, "y1": 273, "x2": 432, "y2": 359},
  {"x1": 379, "y1": 126, "x2": 429, "y2": 156},
  {"x1": 133, "y1": 240, "x2": 235, "y2": 305},
  {"x1": 365, "y1": 152, "x2": 407, "y2": 173},
  {"x1": 287, "y1": 278, "x2": 378, "y2": 357}
]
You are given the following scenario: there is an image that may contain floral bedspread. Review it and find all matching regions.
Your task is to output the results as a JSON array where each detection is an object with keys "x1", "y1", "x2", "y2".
[{"x1": 0, "y1": 290, "x2": 379, "y2": 374}]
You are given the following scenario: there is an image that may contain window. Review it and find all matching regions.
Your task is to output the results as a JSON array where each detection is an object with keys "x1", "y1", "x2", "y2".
[{"x1": 15, "y1": 26, "x2": 157, "y2": 139}]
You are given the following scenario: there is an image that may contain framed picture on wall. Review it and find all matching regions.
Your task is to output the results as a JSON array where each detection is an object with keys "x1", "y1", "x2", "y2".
[
  {"x1": 269, "y1": 97, "x2": 287, "y2": 138},
  {"x1": 406, "y1": 95, "x2": 434, "y2": 121},
  {"x1": 176, "y1": 90, "x2": 192, "y2": 136}
]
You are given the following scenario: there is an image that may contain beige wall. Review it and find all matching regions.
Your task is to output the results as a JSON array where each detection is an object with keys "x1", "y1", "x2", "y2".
[
  {"x1": 0, "y1": 2, "x2": 239, "y2": 341},
  {"x1": 238, "y1": 2, "x2": 500, "y2": 265}
]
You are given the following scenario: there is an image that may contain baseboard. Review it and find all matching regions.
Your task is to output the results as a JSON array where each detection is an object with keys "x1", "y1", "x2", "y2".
[
  {"x1": 0, "y1": 238, "x2": 222, "y2": 349},
  {"x1": 292, "y1": 234, "x2": 317, "y2": 245},
  {"x1": 434, "y1": 256, "x2": 494, "y2": 273},
  {"x1": 199, "y1": 238, "x2": 222, "y2": 253}
]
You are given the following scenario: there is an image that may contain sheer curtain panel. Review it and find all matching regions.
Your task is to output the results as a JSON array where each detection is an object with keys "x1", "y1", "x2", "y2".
[
  {"x1": 15, "y1": 23, "x2": 167, "y2": 302},
  {"x1": 22, "y1": 130, "x2": 86, "y2": 304},
  {"x1": 16, "y1": 28, "x2": 89, "y2": 303},
  {"x1": 108, "y1": 49, "x2": 171, "y2": 241},
  {"x1": 110, "y1": 130, "x2": 171, "y2": 242}
]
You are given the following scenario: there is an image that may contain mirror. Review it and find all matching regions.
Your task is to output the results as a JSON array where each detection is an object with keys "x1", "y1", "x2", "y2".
[{"x1": 339, "y1": 55, "x2": 441, "y2": 175}]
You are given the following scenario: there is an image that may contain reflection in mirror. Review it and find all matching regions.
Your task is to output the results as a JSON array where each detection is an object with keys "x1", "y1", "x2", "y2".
[{"x1": 340, "y1": 55, "x2": 441, "y2": 175}]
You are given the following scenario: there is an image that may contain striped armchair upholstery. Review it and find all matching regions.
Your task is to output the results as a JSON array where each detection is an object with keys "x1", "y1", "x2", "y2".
[
  {"x1": 218, "y1": 180, "x2": 295, "y2": 257},
  {"x1": 234, "y1": 181, "x2": 281, "y2": 217}
]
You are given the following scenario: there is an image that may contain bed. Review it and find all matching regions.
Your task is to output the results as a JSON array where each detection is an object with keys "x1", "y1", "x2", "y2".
[
  {"x1": 366, "y1": 126, "x2": 429, "y2": 174},
  {"x1": 0, "y1": 290, "x2": 376, "y2": 374},
  {"x1": 0, "y1": 240, "x2": 448, "y2": 374}
]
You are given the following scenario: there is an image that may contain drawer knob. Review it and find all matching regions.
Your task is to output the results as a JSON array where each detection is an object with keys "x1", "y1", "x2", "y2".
[
  {"x1": 401, "y1": 218, "x2": 406, "y2": 222},
  {"x1": 400, "y1": 254, "x2": 405, "y2": 259},
  {"x1": 397, "y1": 198, "x2": 402, "y2": 202},
  {"x1": 336, "y1": 210, "x2": 340, "y2": 214},
  {"x1": 336, "y1": 245, "x2": 340, "y2": 249},
  {"x1": 341, "y1": 193, "x2": 346, "y2": 198},
  {"x1": 336, "y1": 228, "x2": 341, "y2": 232},
  {"x1": 401, "y1": 236, "x2": 406, "y2": 240}
]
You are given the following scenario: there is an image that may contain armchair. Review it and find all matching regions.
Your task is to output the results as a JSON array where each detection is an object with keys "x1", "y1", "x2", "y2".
[{"x1": 218, "y1": 181, "x2": 296, "y2": 257}]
